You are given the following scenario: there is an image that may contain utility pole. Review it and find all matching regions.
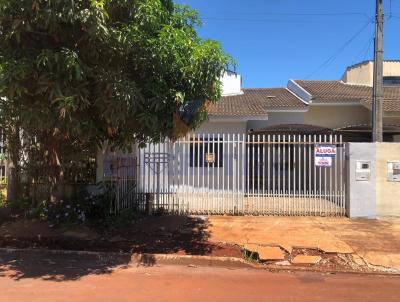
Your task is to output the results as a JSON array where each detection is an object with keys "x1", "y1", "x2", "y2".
[{"x1": 372, "y1": 0, "x2": 384, "y2": 142}]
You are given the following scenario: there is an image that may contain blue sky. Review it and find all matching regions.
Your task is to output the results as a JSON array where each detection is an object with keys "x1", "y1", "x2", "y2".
[{"x1": 175, "y1": 0, "x2": 400, "y2": 88}]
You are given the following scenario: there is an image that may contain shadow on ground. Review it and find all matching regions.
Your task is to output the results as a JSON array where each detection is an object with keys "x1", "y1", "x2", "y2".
[
  {"x1": 0, "y1": 215, "x2": 240, "y2": 281},
  {"x1": 0, "y1": 249, "x2": 133, "y2": 282}
]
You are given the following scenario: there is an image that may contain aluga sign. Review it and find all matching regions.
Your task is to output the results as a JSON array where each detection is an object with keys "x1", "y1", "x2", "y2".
[{"x1": 315, "y1": 144, "x2": 337, "y2": 167}]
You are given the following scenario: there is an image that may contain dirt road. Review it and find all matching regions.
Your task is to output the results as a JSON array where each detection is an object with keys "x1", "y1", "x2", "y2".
[{"x1": 0, "y1": 250, "x2": 399, "y2": 302}]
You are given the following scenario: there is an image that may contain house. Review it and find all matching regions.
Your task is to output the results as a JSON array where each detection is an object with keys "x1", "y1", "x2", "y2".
[
  {"x1": 201, "y1": 60, "x2": 400, "y2": 142},
  {"x1": 97, "y1": 60, "x2": 400, "y2": 217}
]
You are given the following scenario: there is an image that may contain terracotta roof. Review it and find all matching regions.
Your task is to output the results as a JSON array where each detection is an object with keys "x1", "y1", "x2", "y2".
[
  {"x1": 294, "y1": 80, "x2": 400, "y2": 112},
  {"x1": 208, "y1": 88, "x2": 307, "y2": 116}
]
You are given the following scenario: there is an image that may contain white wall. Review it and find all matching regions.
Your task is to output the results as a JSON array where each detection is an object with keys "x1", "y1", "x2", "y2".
[{"x1": 221, "y1": 71, "x2": 242, "y2": 96}]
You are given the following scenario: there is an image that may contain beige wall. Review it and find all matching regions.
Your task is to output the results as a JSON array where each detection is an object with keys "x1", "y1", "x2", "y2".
[
  {"x1": 342, "y1": 61, "x2": 374, "y2": 86},
  {"x1": 195, "y1": 120, "x2": 247, "y2": 134},
  {"x1": 342, "y1": 61, "x2": 400, "y2": 86},
  {"x1": 384, "y1": 117, "x2": 400, "y2": 125},
  {"x1": 247, "y1": 112, "x2": 305, "y2": 131},
  {"x1": 376, "y1": 143, "x2": 400, "y2": 217},
  {"x1": 304, "y1": 105, "x2": 370, "y2": 129}
]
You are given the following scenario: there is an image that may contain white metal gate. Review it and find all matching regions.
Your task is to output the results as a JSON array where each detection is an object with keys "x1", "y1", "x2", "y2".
[{"x1": 123, "y1": 133, "x2": 346, "y2": 216}]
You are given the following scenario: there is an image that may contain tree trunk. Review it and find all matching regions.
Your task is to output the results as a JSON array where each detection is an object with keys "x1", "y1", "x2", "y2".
[
  {"x1": 6, "y1": 125, "x2": 21, "y2": 203},
  {"x1": 44, "y1": 132, "x2": 65, "y2": 203}
]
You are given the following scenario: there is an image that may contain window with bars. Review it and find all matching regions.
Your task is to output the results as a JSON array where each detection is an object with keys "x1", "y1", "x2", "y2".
[{"x1": 189, "y1": 138, "x2": 224, "y2": 168}]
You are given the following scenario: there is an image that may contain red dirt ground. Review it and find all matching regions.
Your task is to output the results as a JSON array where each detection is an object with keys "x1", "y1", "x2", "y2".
[{"x1": 0, "y1": 216, "x2": 242, "y2": 258}]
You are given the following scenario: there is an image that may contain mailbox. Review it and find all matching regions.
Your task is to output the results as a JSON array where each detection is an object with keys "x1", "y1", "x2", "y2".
[
  {"x1": 355, "y1": 161, "x2": 371, "y2": 181},
  {"x1": 387, "y1": 162, "x2": 400, "y2": 182}
]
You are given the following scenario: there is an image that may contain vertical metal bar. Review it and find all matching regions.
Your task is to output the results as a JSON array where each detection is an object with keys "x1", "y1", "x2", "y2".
[
  {"x1": 323, "y1": 134, "x2": 327, "y2": 216},
  {"x1": 165, "y1": 141, "x2": 168, "y2": 212},
  {"x1": 170, "y1": 141, "x2": 175, "y2": 212},
  {"x1": 277, "y1": 135, "x2": 281, "y2": 215},
  {"x1": 293, "y1": 135, "x2": 296, "y2": 216},
  {"x1": 329, "y1": 134, "x2": 333, "y2": 216},
  {"x1": 183, "y1": 135, "x2": 187, "y2": 214},
  {"x1": 211, "y1": 133, "x2": 215, "y2": 214},
  {"x1": 182, "y1": 137, "x2": 186, "y2": 213},
  {"x1": 217, "y1": 133, "x2": 220, "y2": 214},
  {"x1": 257, "y1": 134, "x2": 260, "y2": 214},
  {"x1": 235, "y1": 133, "x2": 239, "y2": 214},
  {"x1": 202, "y1": 133, "x2": 205, "y2": 213},
  {"x1": 314, "y1": 135, "x2": 318, "y2": 215},
  {"x1": 193, "y1": 133, "x2": 198, "y2": 211},
  {"x1": 148, "y1": 144, "x2": 152, "y2": 210},
  {"x1": 283, "y1": 135, "x2": 286, "y2": 215},
  {"x1": 207, "y1": 133, "x2": 210, "y2": 214},
  {"x1": 241, "y1": 134, "x2": 245, "y2": 214},
  {"x1": 246, "y1": 134, "x2": 250, "y2": 213},
  {"x1": 242, "y1": 133, "x2": 249, "y2": 214},
  {"x1": 334, "y1": 134, "x2": 338, "y2": 215},
  {"x1": 177, "y1": 140, "x2": 181, "y2": 212},
  {"x1": 222, "y1": 133, "x2": 225, "y2": 214},
  {"x1": 308, "y1": 135, "x2": 312, "y2": 216},
  {"x1": 303, "y1": 135, "x2": 307, "y2": 216},
  {"x1": 158, "y1": 142, "x2": 162, "y2": 209},
  {"x1": 189, "y1": 135, "x2": 192, "y2": 214},
  {"x1": 318, "y1": 135, "x2": 322, "y2": 216},
  {"x1": 227, "y1": 133, "x2": 230, "y2": 214},
  {"x1": 288, "y1": 135, "x2": 292, "y2": 216},
  {"x1": 298, "y1": 135, "x2": 301, "y2": 216},
  {"x1": 340, "y1": 135, "x2": 345, "y2": 215},
  {"x1": 252, "y1": 135, "x2": 255, "y2": 214},
  {"x1": 233, "y1": 133, "x2": 236, "y2": 214},
  {"x1": 272, "y1": 135, "x2": 276, "y2": 214},
  {"x1": 262, "y1": 134, "x2": 266, "y2": 215},
  {"x1": 338, "y1": 135, "x2": 345, "y2": 215},
  {"x1": 179, "y1": 137, "x2": 187, "y2": 213}
]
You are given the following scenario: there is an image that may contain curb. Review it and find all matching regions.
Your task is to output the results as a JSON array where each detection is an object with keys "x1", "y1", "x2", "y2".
[
  {"x1": 0, "y1": 247, "x2": 399, "y2": 276},
  {"x1": 0, "y1": 247, "x2": 254, "y2": 269}
]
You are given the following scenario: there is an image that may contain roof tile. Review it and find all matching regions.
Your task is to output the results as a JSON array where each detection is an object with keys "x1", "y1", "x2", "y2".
[
  {"x1": 295, "y1": 80, "x2": 400, "y2": 112},
  {"x1": 208, "y1": 88, "x2": 306, "y2": 116}
]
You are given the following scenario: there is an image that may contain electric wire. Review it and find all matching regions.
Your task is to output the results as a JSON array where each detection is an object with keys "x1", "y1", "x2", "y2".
[{"x1": 303, "y1": 21, "x2": 373, "y2": 79}]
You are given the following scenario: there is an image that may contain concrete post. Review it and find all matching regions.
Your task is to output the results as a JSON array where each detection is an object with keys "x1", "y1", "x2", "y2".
[{"x1": 346, "y1": 143, "x2": 377, "y2": 218}]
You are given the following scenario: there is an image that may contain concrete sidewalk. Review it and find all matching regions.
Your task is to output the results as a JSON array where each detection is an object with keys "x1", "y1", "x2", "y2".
[{"x1": 207, "y1": 216, "x2": 400, "y2": 271}]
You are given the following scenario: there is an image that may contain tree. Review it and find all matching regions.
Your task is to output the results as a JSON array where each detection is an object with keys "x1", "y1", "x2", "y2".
[{"x1": 0, "y1": 0, "x2": 231, "y2": 201}]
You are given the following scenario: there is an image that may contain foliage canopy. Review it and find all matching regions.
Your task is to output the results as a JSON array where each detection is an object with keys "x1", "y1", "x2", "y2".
[
  {"x1": 0, "y1": 0, "x2": 231, "y2": 148},
  {"x1": 0, "y1": 0, "x2": 231, "y2": 201}
]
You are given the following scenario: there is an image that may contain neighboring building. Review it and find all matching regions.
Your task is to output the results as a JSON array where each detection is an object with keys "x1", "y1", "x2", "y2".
[{"x1": 200, "y1": 60, "x2": 400, "y2": 142}]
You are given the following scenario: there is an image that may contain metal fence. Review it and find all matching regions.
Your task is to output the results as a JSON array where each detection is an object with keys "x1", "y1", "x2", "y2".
[{"x1": 114, "y1": 133, "x2": 347, "y2": 216}]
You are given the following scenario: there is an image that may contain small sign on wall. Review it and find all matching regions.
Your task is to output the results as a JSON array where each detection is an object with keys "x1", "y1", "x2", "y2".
[
  {"x1": 205, "y1": 153, "x2": 215, "y2": 163},
  {"x1": 388, "y1": 161, "x2": 400, "y2": 182},
  {"x1": 315, "y1": 144, "x2": 336, "y2": 167}
]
